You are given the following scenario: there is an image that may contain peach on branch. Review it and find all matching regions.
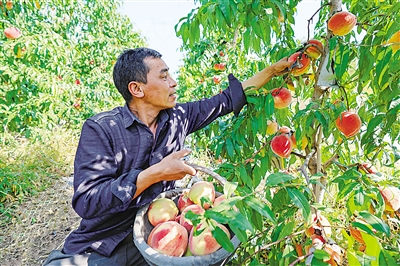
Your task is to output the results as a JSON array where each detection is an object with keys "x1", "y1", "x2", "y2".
[
  {"x1": 386, "y1": 30, "x2": 400, "y2": 54},
  {"x1": 328, "y1": 11, "x2": 357, "y2": 36},
  {"x1": 335, "y1": 111, "x2": 361, "y2": 138},
  {"x1": 271, "y1": 134, "x2": 293, "y2": 158},
  {"x1": 213, "y1": 76, "x2": 221, "y2": 84},
  {"x1": 147, "y1": 221, "x2": 188, "y2": 257},
  {"x1": 4, "y1": 27, "x2": 22, "y2": 39},
  {"x1": 188, "y1": 222, "x2": 230, "y2": 256},
  {"x1": 271, "y1": 87, "x2": 292, "y2": 109},
  {"x1": 266, "y1": 120, "x2": 279, "y2": 135},
  {"x1": 147, "y1": 198, "x2": 179, "y2": 227},
  {"x1": 188, "y1": 181, "x2": 215, "y2": 209},
  {"x1": 179, "y1": 204, "x2": 205, "y2": 232},
  {"x1": 379, "y1": 186, "x2": 400, "y2": 212},
  {"x1": 288, "y1": 52, "x2": 310, "y2": 76},
  {"x1": 177, "y1": 189, "x2": 194, "y2": 212},
  {"x1": 305, "y1": 39, "x2": 324, "y2": 59},
  {"x1": 6, "y1": 0, "x2": 12, "y2": 10},
  {"x1": 213, "y1": 63, "x2": 226, "y2": 71},
  {"x1": 359, "y1": 162, "x2": 378, "y2": 174}
]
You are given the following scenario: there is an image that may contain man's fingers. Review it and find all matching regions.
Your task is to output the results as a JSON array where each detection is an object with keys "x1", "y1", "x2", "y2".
[{"x1": 183, "y1": 164, "x2": 197, "y2": 176}]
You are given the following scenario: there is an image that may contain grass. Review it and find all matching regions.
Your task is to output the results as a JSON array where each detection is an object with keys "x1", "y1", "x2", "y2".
[{"x1": 0, "y1": 127, "x2": 78, "y2": 226}]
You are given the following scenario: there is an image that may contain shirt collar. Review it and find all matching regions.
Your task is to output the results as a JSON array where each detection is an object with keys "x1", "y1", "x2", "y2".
[{"x1": 122, "y1": 104, "x2": 170, "y2": 128}]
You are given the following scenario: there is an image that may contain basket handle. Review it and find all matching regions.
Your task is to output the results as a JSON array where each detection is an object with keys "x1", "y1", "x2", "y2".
[{"x1": 187, "y1": 163, "x2": 227, "y2": 186}]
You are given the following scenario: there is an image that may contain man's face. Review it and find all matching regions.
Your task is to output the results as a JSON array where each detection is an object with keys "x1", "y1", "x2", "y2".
[{"x1": 141, "y1": 57, "x2": 178, "y2": 110}]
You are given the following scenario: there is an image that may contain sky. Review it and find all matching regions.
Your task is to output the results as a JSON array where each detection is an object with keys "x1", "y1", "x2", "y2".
[{"x1": 119, "y1": 0, "x2": 321, "y2": 75}]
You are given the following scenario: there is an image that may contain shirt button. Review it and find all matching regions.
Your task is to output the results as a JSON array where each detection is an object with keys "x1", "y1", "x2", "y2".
[{"x1": 147, "y1": 135, "x2": 152, "y2": 140}]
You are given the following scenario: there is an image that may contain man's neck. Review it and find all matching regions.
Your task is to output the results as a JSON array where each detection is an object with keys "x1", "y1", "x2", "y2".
[{"x1": 128, "y1": 103, "x2": 159, "y2": 135}]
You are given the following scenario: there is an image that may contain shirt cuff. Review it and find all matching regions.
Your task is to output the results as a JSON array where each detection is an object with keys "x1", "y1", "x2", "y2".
[{"x1": 228, "y1": 73, "x2": 247, "y2": 116}]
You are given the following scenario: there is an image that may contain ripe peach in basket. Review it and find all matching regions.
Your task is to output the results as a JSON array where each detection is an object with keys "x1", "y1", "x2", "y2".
[{"x1": 147, "y1": 221, "x2": 188, "y2": 257}]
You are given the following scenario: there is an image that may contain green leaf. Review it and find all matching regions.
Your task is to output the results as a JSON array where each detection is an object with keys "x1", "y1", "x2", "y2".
[
  {"x1": 359, "y1": 211, "x2": 390, "y2": 236},
  {"x1": 278, "y1": 220, "x2": 295, "y2": 239},
  {"x1": 265, "y1": 93, "x2": 275, "y2": 117},
  {"x1": 287, "y1": 187, "x2": 310, "y2": 221},
  {"x1": 244, "y1": 196, "x2": 276, "y2": 225},
  {"x1": 265, "y1": 172, "x2": 295, "y2": 186},
  {"x1": 337, "y1": 182, "x2": 359, "y2": 201},
  {"x1": 212, "y1": 225, "x2": 234, "y2": 252},
  {"x1": 379, "y1": 249, "x2": 397, "y2": 266},
  {"x1": 224, "y1": 181, "x2": 238, "y2": 197},
  {"x1": 313, "y1": 249, "x2": 331, "y2": 261}
]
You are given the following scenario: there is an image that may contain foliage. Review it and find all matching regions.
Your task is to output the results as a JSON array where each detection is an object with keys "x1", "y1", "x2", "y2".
[
  {"x1": 176, "y1": 0, "x2": 400, "y2": 265},
  {"x1": 0, "y1": 0, "x2": 146, "y2": 223},
  {"x1": 0, "y1": 0, "x2": 145, "y2": 136}
]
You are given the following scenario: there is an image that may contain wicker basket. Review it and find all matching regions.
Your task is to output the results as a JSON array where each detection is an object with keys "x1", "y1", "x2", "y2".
[{"x1": 133, "y1": 163, "x2": 240, "y2": 266}]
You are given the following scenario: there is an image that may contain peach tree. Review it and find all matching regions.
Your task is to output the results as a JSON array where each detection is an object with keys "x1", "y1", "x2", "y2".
[
  {"x1": 0, "y1": 0, "x2": 145, "y2": 136},
  {"x1": 176, "y1": 0, "x2": 399, "y2": 265}
]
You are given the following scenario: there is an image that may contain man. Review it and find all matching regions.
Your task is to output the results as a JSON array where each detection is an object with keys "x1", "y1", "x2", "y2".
[{"x1": 43, "y1": 47, "x2": 291, "y2": 265}]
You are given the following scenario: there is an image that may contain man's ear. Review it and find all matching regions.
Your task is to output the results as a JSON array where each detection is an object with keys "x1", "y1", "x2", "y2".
[{"x1": 128, "y1": 81, "x2": 144, "y2": 98}]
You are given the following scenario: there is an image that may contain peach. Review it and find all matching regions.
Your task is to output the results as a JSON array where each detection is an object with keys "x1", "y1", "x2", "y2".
[
  {"x1": 288, "y1": 52, "x2": 310, "y2": 76},
  {"x1": 147, "y1": 221, "x2": 188, "y2": 257},
  {"x1": 305, "y1": 39, "x2": 324, "y2": 59},
  {"x1": 213, "y1": 194, "x2": 239, "y2": 211},
  {"x1": 213, "y1": 63, "x2": 226, "y2": 71},
  {"x1": 379, "y1": 186, "x2": 400, "y2": 212},
  {"x1": 177, "y1": 189, "x2": 194, "y2": 213},
  {"x1": 213, "y1": 76, "x2": 221, "y2": 84},
  {"x1": 271, "y1": 134, "x2": 293, "y2": 158},
  {"x1": 4, "y1": 27, "x2": 22, "y2": 39},
  {"x1": 266, "y1": 120, "x2": 279, "y2": 135},
  {"x1": 271, "y1": 87, "x2": 292, "y2": 109},
  {"x1": 147, "y1": 198, "x2": 179, "y2": 227},
  {"x1": 328, "y1": 11, "x2": 357, "y2": 36},
  {"x1": 189, "y1": 222, "x2": 230, "y2": 256},
  {"x1": 386, "y1": 30, "x2": 399, "y2": 54},
  {"x1": 335, "y1": 111, "x2": 361, "y2": 138},
  {"x1": 311, "y1": 234, "x2": 325, "y2": 248},
  {"x1": 188, "y1": 181, "x2": 215, "y2": 209},
  {"x1": 179, "y1": 204, "x2": 205, "y2": 232},
  {"x1": 359, "y1": 162, "x2": 378, "y2": 174}
]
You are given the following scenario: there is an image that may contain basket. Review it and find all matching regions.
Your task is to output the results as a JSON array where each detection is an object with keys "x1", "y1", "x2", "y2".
[{"x1": 133, "y1": 163, "x2": 241, "y2": 266}]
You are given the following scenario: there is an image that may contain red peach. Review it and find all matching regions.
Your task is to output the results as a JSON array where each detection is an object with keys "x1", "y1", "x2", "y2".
[
  {"x1": 177, "y1": 189, "x2": 194, "y2": 213},
  {"x1": 335, "y1": 111, "x2": 361, "y2": 138},
  {"x1": 271, "y1": 134, "x2": 293, "y2": 158},
  {"x1": 147, "y1": 221, "x2": 188, "y2": 257},
  {"x1": 379, "y1": 186, "x2": 400, "y2": 212},
  {"x1": 305, "y1": 39, "x2": 324, "y2": 59},
  {"x1": 188, "y1": 181, "x2": 215, "y2": 209},
  {"x1": 288, "y1": 52, "x2": 310, "y2": 76},
  {"x1": 213, "y1": 76, "x2": 221, "y2": 84},
  {"x1": 147, "y1": 198, "x2": 179, "y2": 227},
  {"x1": 189, "y1": 222, "x2": 230, "y2": 256},
  {"x1": 4, "y1": 27, "x2": 22, "y2": 39},
  {"x1": 328, "y1": 11, "x2": 357, "y2": 36},
  {"x1": 271, "y1": 87, "x2": 292, "y2": 109},
  {"x1": 179, "y1": 204, "x2": 204, "y2": 232}
]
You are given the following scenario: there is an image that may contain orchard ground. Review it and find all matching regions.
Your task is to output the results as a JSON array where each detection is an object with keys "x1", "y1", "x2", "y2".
[{"x1": 0, "y1": 176, "x2": 79, "y2": 266}]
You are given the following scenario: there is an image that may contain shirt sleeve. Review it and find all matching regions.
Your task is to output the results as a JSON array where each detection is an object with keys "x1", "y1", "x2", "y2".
[
  {"x1": 72, "y1": 120, "x2": 141, "y2": 219},
  {"x1": 182, "y1": 73, "x2": 247, "y2": 134}
]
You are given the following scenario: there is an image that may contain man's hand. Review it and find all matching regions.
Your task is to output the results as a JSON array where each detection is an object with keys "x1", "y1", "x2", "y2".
[
  {"x1": 133, "y1": 149, "x2": 196, "y2": 199},
  {"x1": 271, "y1": 57, "x2": 292, "y2": 77},
  {"x1": 155, "y1": 149, "x2": 197, "y2": 181}
]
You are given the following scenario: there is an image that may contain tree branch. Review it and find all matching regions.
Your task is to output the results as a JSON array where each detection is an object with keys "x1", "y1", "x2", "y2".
[{"x1": 298, "y1": 149, "x2": 316, "y2": 185}]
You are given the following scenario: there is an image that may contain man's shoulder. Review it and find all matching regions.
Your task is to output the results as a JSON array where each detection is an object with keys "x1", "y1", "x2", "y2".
[{"x1": 87, "y1": 106, "x2": 125, "y2": 124}]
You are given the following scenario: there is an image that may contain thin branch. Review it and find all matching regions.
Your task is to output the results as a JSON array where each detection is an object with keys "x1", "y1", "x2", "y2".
[
  {"x1": 323, "y1": 153, "x2": 339, "y2": 171},
  {"x1": 244, "y1": 140, "x2": 271, "y2": 165},
  {"x1": 240, "y1": 230, "x2": 305, "y2": 265},
  {"x1": 298, "y1": 149, "x2": 316, "y2": 185},
  {"x1": 289, "y1": 253, "x2": 313, "y2": 266},
  {"x1": 307, "y1": 2, "x2": 332, "y2": 41}
]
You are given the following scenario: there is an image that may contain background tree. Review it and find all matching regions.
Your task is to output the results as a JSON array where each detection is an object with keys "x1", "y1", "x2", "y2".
[
  {"x1": 0, "y1": 0, "x2": 145, "y2": 219},
  {"x1": 0, "y1": 0, "x2": 145, "y2": 136},
  {"x1": 176, "y1": 0, "x2": 399, "y2": 264}
]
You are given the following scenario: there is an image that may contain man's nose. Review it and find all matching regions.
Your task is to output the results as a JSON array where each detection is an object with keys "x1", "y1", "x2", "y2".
[{"x1": 169, "y1": 76, "x2": 177, "y2": 87}]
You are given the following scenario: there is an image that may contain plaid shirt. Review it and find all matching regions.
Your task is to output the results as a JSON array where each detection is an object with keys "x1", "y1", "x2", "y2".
[{"x1": 63, "y1": 74, "x2": 246, "y2": 257}]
